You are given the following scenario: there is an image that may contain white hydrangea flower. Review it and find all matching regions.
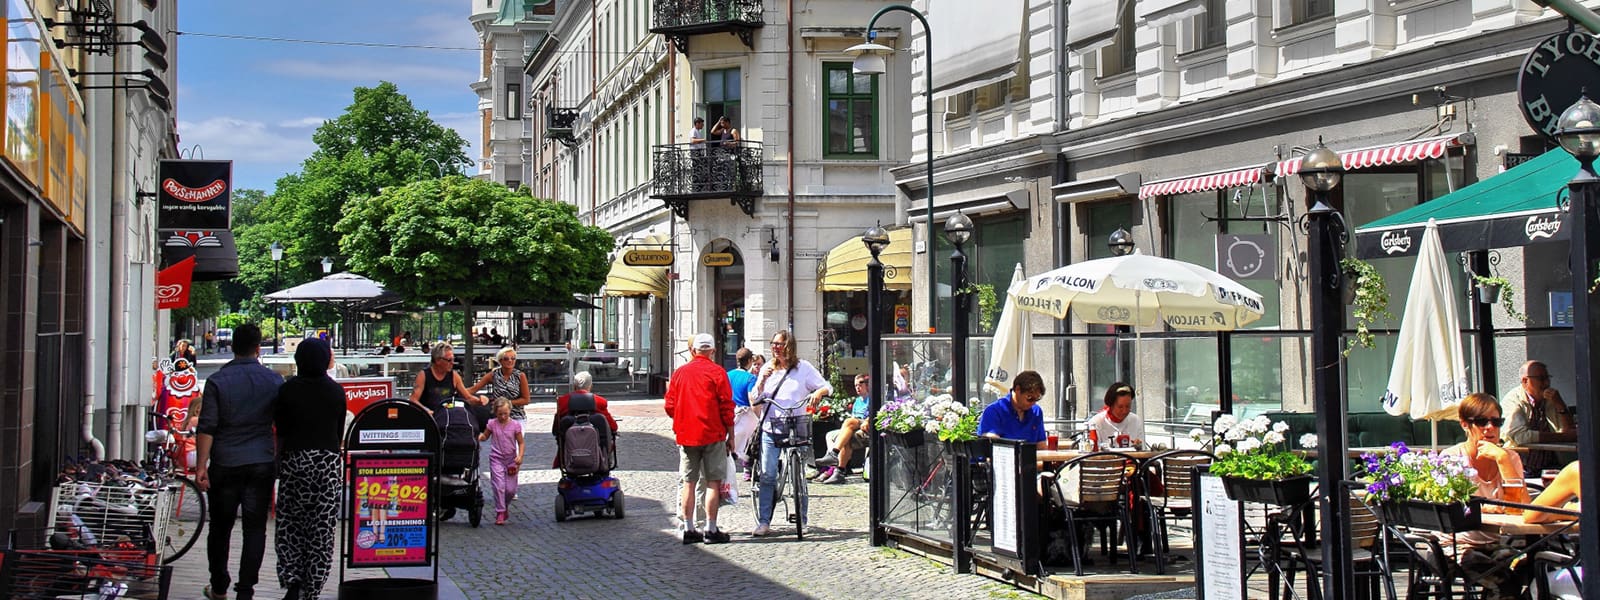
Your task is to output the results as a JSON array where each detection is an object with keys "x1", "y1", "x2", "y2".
[
  {"x1": 1263, "y1": 431, "x2": 1285, "y2": 445},
  {"x1": 1215, "y1": 443, "x2": 1234, "y2": 455},
  {"x1": 1273, "y1": 421, "x2": 1290, "y2": 433},
  {"x1": 1250, "y1": 415, "x2": 1273, "y2": 434},
  {"x1": 1189, "y1": 428, "x2": 1206, "y2": 441},
  {"x1": 1214, "y1": 414, "x2": 1238, "y2": 434},
  {"x1": 1299, "y1": 433, "x2": 1318, "y2": 449},
  {"x1": 1237, "y1": 438, "x2": 1262, "y2": 454},
  {"x1": 1225, "y1": 428, "x2": 1247, "y2": 442}
]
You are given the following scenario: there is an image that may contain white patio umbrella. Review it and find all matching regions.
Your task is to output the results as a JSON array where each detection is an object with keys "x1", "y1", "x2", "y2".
[
  {"x1": 1380, "y1": 219, "x2": 1469, "y2": 447},
  {"x1": 985, "y1": 263, "x2": 1031, "y2": 395},
  {"x1": 1009, "y1": 253, "x2": 1266, "y2": 330}
]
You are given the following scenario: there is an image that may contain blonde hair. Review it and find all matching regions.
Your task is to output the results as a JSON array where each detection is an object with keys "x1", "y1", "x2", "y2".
[
  {"x1": 495, "y1": 346, "x2": 517, "y2": 362},
  {"x1": 771, "y1": 330, "x2": 798, "y2": 368},
  {"x1": 430, "y1": 342, "x2": 454, "y2": 363}
]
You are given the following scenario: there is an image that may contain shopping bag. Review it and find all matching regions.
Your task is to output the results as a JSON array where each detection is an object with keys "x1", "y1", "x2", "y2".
[
  {"x1": 720, "y1": 454, "x2": 740, "y2": 506},
  {"x1": 733, "y1": 404, "x2": 765, "y2": 461}
]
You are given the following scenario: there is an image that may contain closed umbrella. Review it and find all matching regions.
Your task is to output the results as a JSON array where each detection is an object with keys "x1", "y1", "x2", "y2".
[
  {"x1": 1380, "y1": 220, "x2": 1469, "y2": 447},
  {"x1": 985, "y1": 263, "x2": 1031, "y2": 395}
]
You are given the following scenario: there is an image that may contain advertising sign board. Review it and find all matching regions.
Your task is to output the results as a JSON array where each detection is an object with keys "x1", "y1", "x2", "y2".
[
  {"x1": 157, "y1": 159, "x2": 233, "y2": 230},
  {"x1": 348, "y1": 455, "x2": 432, "y2": 567}
]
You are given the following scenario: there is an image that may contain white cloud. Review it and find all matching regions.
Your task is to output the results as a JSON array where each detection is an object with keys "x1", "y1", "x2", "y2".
[
  {"x1": 277, "y1": 116, "x2": 328, "y2": 128},
  {"x1": 408, "y1": 13, "x2": 481, "y2": 49},
  {"x1": 176, "y1": 117, "x2": 317, "y2": 165},
  {"x1": 430, "y1": 110, "x2": 484, "y2": 171},
  {"x1": 260, "y1": 59, "x2": 476, "y2": 87}
]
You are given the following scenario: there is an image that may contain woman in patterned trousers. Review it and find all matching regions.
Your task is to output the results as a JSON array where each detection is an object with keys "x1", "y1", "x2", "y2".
[{"x1": 273, "y1": 339, "x2": 347, "y2": 600}]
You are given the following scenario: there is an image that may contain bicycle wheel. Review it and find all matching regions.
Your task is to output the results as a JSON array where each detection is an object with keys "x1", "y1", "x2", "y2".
[
  {"x1": 161, "y1": 477, "x2": 206, "y2": 564},
  {"x1": 785, "y1": 448, "x2": 808, "y2": 540}
]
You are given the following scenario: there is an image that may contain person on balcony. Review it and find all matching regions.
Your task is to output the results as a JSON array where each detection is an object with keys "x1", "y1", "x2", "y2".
[{"x1": 689, "y1": 117, "x2": 707, "y2": 192}]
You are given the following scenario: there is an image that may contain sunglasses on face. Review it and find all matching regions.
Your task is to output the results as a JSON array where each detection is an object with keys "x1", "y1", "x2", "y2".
[
  {"x1": 1465, "y1": 417, "x2": 1505, "y2": 428},
  {"x1": 771, "y1": 341, "x2": 787, "y2": 348}
]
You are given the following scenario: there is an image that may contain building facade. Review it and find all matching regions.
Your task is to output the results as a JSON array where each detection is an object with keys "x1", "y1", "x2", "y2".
[
  {"x1": 472, "y1": 0, "x2": 558, "y2": 187},
  {"x1": 525, "y1": 0, "x2": 913, "y2": 375},
  {"x1": 4, "y1": 0, "x2": 178, "y2": 534}
]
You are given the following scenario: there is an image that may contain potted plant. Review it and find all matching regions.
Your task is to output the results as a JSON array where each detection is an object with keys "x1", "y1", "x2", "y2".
[
  {"x1": 1340, "y1": 258, "x2": 1394, "y2": 356},
  {"x1": 923, "y1": 394, "x2": 986, "y2": 458},
  {"x1": 875, "y1": 397, "x2": 928, "y2": 447},
  {"x1": 959, "y1": 283, "x2": 1000, "y2": 332},
  {"x1": 1195, "y1": 415, "x2": 1315, "y2": 506},
  {"x1": 1357, "y1": 442, "x2": 1482, "y2": 532},
  {"x1": 1469, "y1": 274, "x2": 1528, "y2": 322}
]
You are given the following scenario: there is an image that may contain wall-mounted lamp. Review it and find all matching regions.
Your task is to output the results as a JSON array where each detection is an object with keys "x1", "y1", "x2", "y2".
[{"x1": 768, "y1": 228, "x2": 780, "y2": 263}]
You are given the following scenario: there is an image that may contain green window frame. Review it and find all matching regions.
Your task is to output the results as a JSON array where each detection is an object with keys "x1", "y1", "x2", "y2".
[
  {"x1": 702, "y1": 67, "x2": 741, "y2": 127},
  {"x1": 822, "y1": 62, "x2": 878, "y2": 159}
]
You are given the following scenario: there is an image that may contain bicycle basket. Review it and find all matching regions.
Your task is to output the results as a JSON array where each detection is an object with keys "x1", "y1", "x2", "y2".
[{"x1": 770, "y1": 415, "x2": 811, "y2": 448}]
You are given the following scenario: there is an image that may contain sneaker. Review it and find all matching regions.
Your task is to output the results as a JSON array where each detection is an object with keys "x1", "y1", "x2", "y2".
[
  {"x1": 751, "y1": 523, "x2": 771, "y2": 537},
  {"x1": 822, "y1": 469, "x2": 847, "y2": 484},
  {"x1": 814, "y1": 450, "x2": 840, "y2": 467},
  {"x1": 703, "y1": 529, "x2": 731, "y2": 544},
  {"x1": 681, "y1": 529, "x2": 703, "y2": 544},
  {"x1": 203, "y1": 585, "x2": 226, "y2": 600}
]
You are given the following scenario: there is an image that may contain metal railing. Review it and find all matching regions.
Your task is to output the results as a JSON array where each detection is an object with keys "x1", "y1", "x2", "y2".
[
  {"x1": 650, "y1": 0, "x2": 764, "y2": 31},
  {"x1": 650, "y1": 141, "x2": 764, "y2": 199}
]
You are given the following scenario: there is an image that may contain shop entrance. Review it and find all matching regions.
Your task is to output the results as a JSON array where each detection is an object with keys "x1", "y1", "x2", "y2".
[{"x1": 709, "y1": 247, "x2": 745, "y2": 369}]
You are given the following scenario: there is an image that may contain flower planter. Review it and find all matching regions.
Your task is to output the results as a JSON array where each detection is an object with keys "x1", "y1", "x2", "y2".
[
  {"x1": 1383, "y1": 498, "x2": 1482, "y2": 533},
  {"x1": 1220, "y1": 474, "x2": 1313, "y2": 506},
  {"x1": 812, "y1": 417, "x2": 842, "y2": 459},
  {"x1": 941, "y1": 438, "x2": 991, "y2": 459},
  {"x1": 884, "y1": 429, "x2": 925, "y2": 448},
  {"x1": 1476, "y1": 283, "x2": 1502, "y2": 304}
]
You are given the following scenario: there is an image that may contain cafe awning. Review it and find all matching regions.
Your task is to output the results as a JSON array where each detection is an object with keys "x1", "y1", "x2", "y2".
[
  {"x1": 1138, "y1": 164, "x2": 1268, "y2": 199},
  {"x1": 1352, "y1": 149, "x2": 1574, "y2": 259},
  {"x1": 817, "y1": 227, "x2": 914, "y2": 292},
  {"x1": 604, "y1": 234, "x2": 669, "y2": 297},
  {"x1": 1277, "y1": 132, "x2": 1473, "y2": 176}
]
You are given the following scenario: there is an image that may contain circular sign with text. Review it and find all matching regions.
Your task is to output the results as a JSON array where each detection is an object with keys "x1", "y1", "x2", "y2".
[{"x1": 1518, "y1": 32, "x2": 1600, "y2": 141}]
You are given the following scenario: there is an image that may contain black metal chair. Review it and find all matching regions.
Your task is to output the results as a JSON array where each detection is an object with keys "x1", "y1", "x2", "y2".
[
  {"x1": 1047, "y1": 450, "x2": 1142, "y2": 576},
  {"x1": 1141, "y1": 449, "x2": 1215, "y2": 574},
  {"x1": 1276, "y1": 493, "x2": 1397, "y2": 600}
]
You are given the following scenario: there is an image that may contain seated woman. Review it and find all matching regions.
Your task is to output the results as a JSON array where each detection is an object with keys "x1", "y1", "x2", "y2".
[
  {"x1": 1437, "y1": 392, "x2": 1532, "y2": 598},
  {"x1": 1084, "y1": 382, "x2": 1144, "y2": 449}
]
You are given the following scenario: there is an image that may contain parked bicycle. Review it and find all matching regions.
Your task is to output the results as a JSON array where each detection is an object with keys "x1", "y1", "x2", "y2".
[{"x1": 141, "y1": 420, "x2": 206, "y2": 563}]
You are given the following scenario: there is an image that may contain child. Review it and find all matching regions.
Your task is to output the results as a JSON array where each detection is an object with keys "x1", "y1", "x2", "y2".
[{"x1": 478, "y1": 399, "x2": 524, "y2": 525}]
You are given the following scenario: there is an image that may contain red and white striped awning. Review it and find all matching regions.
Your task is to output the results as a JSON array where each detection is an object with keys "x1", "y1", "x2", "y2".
[
  {"x1": 1277, "y1": 133, "x2": 1469, "y2": 177},
  {"x1": 1138, "y1": 165, "x2": 1266, "y2": 199}
]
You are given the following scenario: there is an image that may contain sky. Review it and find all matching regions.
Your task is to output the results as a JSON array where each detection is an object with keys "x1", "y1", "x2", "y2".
[{"x1": 176, "y1": 1, "x2": 483, "y2": 192}]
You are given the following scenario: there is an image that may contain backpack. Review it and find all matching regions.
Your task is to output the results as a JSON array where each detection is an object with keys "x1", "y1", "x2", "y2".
[{"x1": 561, "y1": 420, "x2": 605, "y2": 474}]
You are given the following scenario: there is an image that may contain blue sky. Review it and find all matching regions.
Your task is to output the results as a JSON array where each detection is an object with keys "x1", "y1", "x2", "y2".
[{"x1": 176, "y1": 0, "x2": 482, "y2": 192}]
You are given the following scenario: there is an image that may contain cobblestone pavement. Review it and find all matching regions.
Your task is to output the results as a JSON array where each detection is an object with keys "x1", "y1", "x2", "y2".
[{"x1": 167, "y1": 400, "x2": 1040, "y2": 600}]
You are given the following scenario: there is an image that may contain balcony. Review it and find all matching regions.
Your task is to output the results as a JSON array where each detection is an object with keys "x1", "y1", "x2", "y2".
[
  {"x1": 650, "y1": 141, "x2": 764, "y2": 218},
  {"x1": 546, "y1": 106, "x2": 578, "y2": 147},
  {"x1": 649, "y1": 0, "x2": 763, "y2": 53}
]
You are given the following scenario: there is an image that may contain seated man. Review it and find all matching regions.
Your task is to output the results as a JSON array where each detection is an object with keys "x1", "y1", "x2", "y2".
[
  {"x1": 815, "y1": 374, "x2": 871, "y2": 483},
  {"x1": 1502, "y1": 360, "x2": 1576, "y2": 477},
  {"x1": 977, "y1": 370, "x2": 1048, "y2": 448},
  {"x1": 552, "y1": 372, "x2": 619, "y2": 467}
]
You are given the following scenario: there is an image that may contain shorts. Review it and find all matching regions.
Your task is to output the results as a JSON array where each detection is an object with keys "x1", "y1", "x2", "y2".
[
  {"x1": 826, "y1": 427, "x2": 869, "y2": 450},
  {"x1": 679, "y1": 442, "x2": 730, "y2": 484}
]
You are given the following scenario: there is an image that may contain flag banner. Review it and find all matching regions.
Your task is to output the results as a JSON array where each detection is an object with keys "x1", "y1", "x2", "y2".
[{"x1": 156, "y1": 256, "x2": 196, "y2": 310}]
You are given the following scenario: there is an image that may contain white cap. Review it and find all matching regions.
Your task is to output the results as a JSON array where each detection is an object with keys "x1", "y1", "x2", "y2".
[{"x1": 692, "y1": 333, "x2": 715, "y2": 350}]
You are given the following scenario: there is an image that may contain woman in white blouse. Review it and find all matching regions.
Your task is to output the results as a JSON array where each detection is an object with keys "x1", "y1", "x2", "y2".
[
  {"x1": 749, "y1": 329, "x2": 832, "y2": 536},
  {"x1": 1085, "y1": 382, "x2": 1145, "y2": 449}
]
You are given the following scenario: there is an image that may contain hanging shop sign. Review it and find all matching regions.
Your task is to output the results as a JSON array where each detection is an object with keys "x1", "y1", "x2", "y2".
[
  {"x1": 157, "y1": 159, "x2": 233, "y2": 230},
  {"x1": 623, "y1": 248, "x2": 673, "y2": 266},
  {"x1": 1518, "y1": 31, "x2": 1600, "y2": 141},
  {"x1": 1215, "y1": 234, "x2": 1275, "y2": 280},
  {"x1": 701, "y1": 252, "x2": 735, "y2": 267}
]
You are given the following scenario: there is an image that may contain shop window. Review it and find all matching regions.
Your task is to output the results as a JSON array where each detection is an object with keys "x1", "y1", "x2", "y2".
[{"x1": 823, "y1": 62, "x2": 878, "y2": 158}]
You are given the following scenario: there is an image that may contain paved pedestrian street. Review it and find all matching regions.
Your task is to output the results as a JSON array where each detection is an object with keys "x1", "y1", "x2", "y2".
[{"x1": 168, "y1": 401, "x2": 1042, "y2": 599}]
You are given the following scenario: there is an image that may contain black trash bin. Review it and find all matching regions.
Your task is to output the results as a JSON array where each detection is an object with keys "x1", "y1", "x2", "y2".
[
  {"x1": 338, "y1": 578, "x2": 437, "y2": 600},
  {"x1": 650, "y1": 374, "x2": 669, "y2": 396}
]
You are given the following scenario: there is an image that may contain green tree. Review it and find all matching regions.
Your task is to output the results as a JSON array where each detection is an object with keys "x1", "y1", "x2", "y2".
[
  {"x1": 171, "y1": 281, "x2": 224, "y2": 337},
  {"x1": 337, "y1": 177, "x2": 612, "y2": 378}
]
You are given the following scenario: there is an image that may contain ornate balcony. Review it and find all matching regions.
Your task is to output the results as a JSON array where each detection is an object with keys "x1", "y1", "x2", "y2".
[
  {"x1": 650, "y1": 141, "x2": 764, "y2": 218},
  {"x1": 649, "y1": 0, "x2": 763, "y2": 53},
  {"x1": 546, "y1": 106, "x2": 579, "y2": 147}
]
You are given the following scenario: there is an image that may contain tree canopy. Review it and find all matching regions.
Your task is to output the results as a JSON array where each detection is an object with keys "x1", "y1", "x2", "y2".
[{"x1": 336, "y1": 176, "x2": 613, "y2": 307}]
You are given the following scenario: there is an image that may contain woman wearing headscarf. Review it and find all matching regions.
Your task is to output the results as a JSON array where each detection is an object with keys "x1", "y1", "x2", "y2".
[{"x1": 272, "y1": 339, "x2": 345, "y2": 600}]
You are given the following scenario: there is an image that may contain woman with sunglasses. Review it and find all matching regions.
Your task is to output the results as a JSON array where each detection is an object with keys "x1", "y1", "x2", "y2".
[
  {"x1": 1439, "y1": 392, "x2": 1532, "y2": 597},
  {"x1": 468, "y1": 347, "x2": 531, "y2": 426}
]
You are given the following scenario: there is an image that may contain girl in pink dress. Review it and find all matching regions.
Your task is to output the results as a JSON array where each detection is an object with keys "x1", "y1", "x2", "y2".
[{"x1": 478, "y1": 400, "x2": 524, "y2": 525}]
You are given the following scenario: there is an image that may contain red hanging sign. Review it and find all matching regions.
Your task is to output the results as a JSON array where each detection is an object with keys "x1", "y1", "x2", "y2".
[{"x1": 155, "y1": 257, "x2": 196, "y2": 310}]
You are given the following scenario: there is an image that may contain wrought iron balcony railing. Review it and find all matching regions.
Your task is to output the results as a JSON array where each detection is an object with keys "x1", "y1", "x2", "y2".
[
  {"x1": 546, "y1": 106, "x2": 579, "y2": 147},
  {"x1": 650, "y1": 141, "x2": 764, "y2": 218},
  {"x1": 649, "y1": 0, "x2": 763, "y2": 52}
]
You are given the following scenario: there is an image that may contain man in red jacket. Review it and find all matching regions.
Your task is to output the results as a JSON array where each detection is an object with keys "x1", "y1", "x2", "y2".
[{"x1": 664, "y1": 333, "x2": 735, "y2": 544}]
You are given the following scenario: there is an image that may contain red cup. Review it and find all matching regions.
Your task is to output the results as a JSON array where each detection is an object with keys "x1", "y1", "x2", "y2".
[{"x1": 1047, "y1": 435, "x2": 1060, "y2": 451}]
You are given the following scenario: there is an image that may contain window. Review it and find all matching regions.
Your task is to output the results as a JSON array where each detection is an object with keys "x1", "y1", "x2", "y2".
[
  {"x1": 702, "y1": 68, "x2": 741, "y2": 127},
  {"x1": 931, "y1": 213, "x2": 1025, "y2": 335},
  {"x1": 948, "y1": 80, "x2": 1013, "y2": 117},
  {"x1": 1198, "y1": 0, "x2": 1226, "y2": 50},
  {"x1": 1293, "y1": 0, "x2": 1333, "y2": 24},
  {"x1": 822, "y1": 62, "x2": 877, "y2": 158},
  {"x1": 1100, "y1": 3, "x2": 1137, "y2": 77},
  {"x1": 505, "y1": 83, "x2": 522, "y2": 120},
  {"x1": 1082, "y1": 201, "x2": 1136, "y2": 396}
]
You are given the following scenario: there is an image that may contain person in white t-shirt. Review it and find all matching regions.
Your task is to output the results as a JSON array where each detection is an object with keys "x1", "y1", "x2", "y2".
[{"x1": 1085, "y1": 382, "x2": 1144, "y2": 449}]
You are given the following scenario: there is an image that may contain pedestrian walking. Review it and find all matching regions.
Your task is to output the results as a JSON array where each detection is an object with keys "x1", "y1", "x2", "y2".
[
  {"x1": 272, "y1": 338, "x2": 344, "y2": 600},
  {"x1": 663, "y1": 333, "x2": 735, "y2": 544},
  {"x1": 195, "y1": 324, "x2": 283, "y2": 600},
  {"x1": 479, "y1": 399, "x2": 524, "y2": 525}
]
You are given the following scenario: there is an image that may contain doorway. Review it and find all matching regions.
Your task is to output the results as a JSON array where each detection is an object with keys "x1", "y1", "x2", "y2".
[{"x1": 710, "y1": 245, "x2": 745, "y2": 369}]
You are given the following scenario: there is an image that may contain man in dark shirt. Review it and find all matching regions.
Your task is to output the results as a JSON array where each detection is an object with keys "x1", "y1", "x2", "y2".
[{"x1": 195, "y1": 324, "x2": 283, "y2": 600}]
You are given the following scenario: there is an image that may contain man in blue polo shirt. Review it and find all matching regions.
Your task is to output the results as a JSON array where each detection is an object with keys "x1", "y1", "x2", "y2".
[{"x1": 977, "y1": 370, "x2": 1048, "y2": 448}]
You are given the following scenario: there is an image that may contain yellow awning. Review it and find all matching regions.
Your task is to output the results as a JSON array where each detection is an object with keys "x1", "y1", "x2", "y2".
[
  {"x1": 817, "y1": 227, "x2": 914, "y2": 292},
  {"x1": 604, "y1": 234, "x2": 669, "y2": 297}
]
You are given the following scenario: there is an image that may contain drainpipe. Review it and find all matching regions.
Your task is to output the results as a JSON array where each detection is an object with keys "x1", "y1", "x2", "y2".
[
  {"x1": 667, "y1": 47, "x2": 678, "y2": 369},
  {"x1": 785, "y1": 0, "x2": 795, "y2": 332},
  {"x1": 103, "y1": 65, "x2": 128, "y2": 461}
]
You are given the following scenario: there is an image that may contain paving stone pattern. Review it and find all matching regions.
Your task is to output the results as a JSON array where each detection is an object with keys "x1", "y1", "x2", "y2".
[{"x1": 166, "y1": 401, "x2": 1039, "y2": 599}]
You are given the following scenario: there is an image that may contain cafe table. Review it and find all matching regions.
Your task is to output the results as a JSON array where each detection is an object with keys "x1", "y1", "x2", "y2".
[
  {"x1": 1478, "y1": 512, "x2": 1578, "y2": 536},
  {"x1": 1519, "y1": 442, "x2": 1579, "y2": 455},
  {"x1": 1036, "y1": 448, "x2": 1159, "y2": 463}
]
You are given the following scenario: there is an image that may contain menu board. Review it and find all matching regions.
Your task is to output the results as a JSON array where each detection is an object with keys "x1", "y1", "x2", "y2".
[
  {"x1": 991, "y1": 444, "x2": 1018, "y2": 554},
  {"x1": 1197, "y1": 473, "x2": 1243, "y2": 600},
  {"x1": 349, "y1": 456, "x2": 432, "y2": 567}
]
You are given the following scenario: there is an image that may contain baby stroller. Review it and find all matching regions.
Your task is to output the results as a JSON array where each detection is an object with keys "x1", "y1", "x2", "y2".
[
  {"x1": 434, "y1": 399, "x2": 486, "y2": 527},
  {"x1": 554, "y1": 392, "x2": 623, "y2": 521}
]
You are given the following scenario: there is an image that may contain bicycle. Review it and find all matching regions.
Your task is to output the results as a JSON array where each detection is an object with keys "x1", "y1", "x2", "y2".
[
  {"x1": 747, "y1": 396, "x2": 812, "y2": 540},
  {"x1": 141, "y1": 414, "x2": 206, "y2": 563}
]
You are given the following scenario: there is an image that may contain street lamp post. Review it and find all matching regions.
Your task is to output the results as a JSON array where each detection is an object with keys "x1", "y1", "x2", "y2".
[
  {"x1": 943, "y1": 211, "x2": 974, "y2": 573},
  {"x1": 1107, "y1": 228, "x2": 1136, "y2": 383},
  {"x1": 1297, "y1": 141, "x2": 1353, "y2": 600},
  {"x1": 270, "y1": 241, "x2": 283, "y2": 355},
  {"x1": 1554, "y1": 95, "x2": 1600, "y2": 599},
  {"x1": 848, "y1": 5, "x2": 936, "y2": 330},
  {"x1": 863, "y1": 224, "x2": 891, "y2": 547}
]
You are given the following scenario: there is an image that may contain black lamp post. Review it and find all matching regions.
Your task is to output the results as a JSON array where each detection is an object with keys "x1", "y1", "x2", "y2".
[
  {"x1": 270, "y1": 241, "x2": 283, "y2": 355},
  {"x1": 943, "y1": 211, "x2": 974, "y2": 573},
  {"x1": 863, "y1": 224, "x2": 890, "y2": 547},
  {"x1": 849, "y1": 5, "x2": 936, "y2": 331},
  {"x1": 1107, "y1": 228, "x2": 1136, "y2": 382},
  {"x1": 1554, "y1": 94, "x2": 1600, "y2": 599},
  {"x1": 1298, "y1": 140, "x2": 1353, "y2": 600}
]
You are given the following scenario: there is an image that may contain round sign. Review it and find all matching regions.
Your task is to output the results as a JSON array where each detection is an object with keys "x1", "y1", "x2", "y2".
[
  {"x1": 850, "y1": 314, "x2": 868, "y2": 330},
  {"x1": 1518, "y1": 32, "x2": 1600, "y2": 141}
]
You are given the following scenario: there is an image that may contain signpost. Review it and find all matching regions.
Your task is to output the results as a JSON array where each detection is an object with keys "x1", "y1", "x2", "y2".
[{"x1": 340, "y1": 399, "x2": 441, "y2": 599}]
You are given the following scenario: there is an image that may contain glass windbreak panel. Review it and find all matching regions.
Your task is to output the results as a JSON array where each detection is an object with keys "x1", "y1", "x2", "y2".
[
  {"x1": 877, "y1": 335, "x2": 954, "y2": 542},
  {"x1": 1230, "y1": 335, "x2": 1287, "y2": 413}
]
